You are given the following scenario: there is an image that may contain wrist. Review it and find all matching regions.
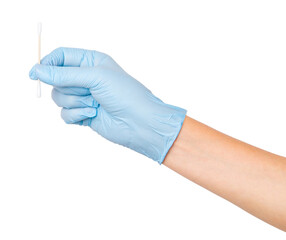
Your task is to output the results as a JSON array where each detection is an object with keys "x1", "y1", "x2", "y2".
[
  {"x1": 156, "y1": 105, "x2": 187, "y2": 164},
  {"x1": 129, "y1": 103, "x2": 186, "y2": 164},
  {"x1": 163, "y1": 116, "x2": 192, "y2": 166}
]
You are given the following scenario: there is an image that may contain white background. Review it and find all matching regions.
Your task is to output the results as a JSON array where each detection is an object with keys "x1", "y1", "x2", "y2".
[{"x1": 0, "y1": 0, "x2": 285, "y2": 239}]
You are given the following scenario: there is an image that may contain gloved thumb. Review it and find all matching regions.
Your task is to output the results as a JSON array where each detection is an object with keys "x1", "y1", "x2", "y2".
[{"x1": 29, "y1": 64, "x2": 99, "y2": 88}]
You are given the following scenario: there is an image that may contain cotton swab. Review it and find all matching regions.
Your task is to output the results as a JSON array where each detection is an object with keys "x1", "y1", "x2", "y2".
[{"x1": 37, "y1": 22, "x2": 42, "y2": 98}]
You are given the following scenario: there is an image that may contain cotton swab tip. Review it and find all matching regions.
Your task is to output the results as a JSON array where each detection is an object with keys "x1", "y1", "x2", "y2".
[
  {"x1": 37, "y1": 80, "x2": 41, "y2": 98},
  {"x1": 37, "y1": 22, "x2": 42, "y2": 35}
]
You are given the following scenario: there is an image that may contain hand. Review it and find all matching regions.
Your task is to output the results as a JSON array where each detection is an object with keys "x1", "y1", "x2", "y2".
[{"x1": 29, "y1": 47, "x2": 186, "y2": 163}]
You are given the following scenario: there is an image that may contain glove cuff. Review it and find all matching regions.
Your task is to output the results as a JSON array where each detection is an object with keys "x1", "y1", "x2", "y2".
[{"x1": 156, "y1": 106, "x2": 187, "y2": 164}]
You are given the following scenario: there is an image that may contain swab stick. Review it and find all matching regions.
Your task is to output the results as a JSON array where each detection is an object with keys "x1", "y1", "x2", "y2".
[{"x1": 37, "y1": 22, "x2": 42, "y2": 98}]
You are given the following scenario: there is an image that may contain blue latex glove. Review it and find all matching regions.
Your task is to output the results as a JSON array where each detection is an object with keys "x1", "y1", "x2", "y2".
[{"x1": 29, "y1": 48, "x2": 186, "y2": 164}]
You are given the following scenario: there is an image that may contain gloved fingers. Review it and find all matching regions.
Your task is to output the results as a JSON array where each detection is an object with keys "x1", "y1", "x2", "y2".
[
  {"x1": 52, "y1": 88, "x2": 99, "y2": 109},
  {"x1": 29, "y1": 64, "x2": 100, "y2": 88},
  {"x1": 61, "y1": 107, "x2": 97, "y2": 124},
  {"x1": 74, "y1": 119, "x2": 93, "y2": 126},
  {"x1": 54, "y1": 87, "x2": 91, "y2": 96},
  {"x1": 40, "y1": 47, "x2": 108, "y2": 67}
]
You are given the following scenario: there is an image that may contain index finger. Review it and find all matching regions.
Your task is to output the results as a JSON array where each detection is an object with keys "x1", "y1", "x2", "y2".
[
  {"x1": 29, "y1": 64, "x2": 100, "y2": 88},
  {"x1": 41, "y1": 47, "x2": 108, "y2": 67}
]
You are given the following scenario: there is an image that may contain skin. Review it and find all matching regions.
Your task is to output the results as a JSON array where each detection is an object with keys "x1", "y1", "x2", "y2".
[{"x1": 164, "y1": 116, "x2": 286, "y2": 231}]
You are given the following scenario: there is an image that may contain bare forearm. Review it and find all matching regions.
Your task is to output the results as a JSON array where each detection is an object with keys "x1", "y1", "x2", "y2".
[{"x1": 164, "y1": 116, "x2": 286, "y2": 231}]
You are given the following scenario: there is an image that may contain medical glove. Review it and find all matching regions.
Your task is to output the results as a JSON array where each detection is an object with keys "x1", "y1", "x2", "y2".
[{"x1": 29, "y1": 47, "x2": 186, "y2": 164}]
